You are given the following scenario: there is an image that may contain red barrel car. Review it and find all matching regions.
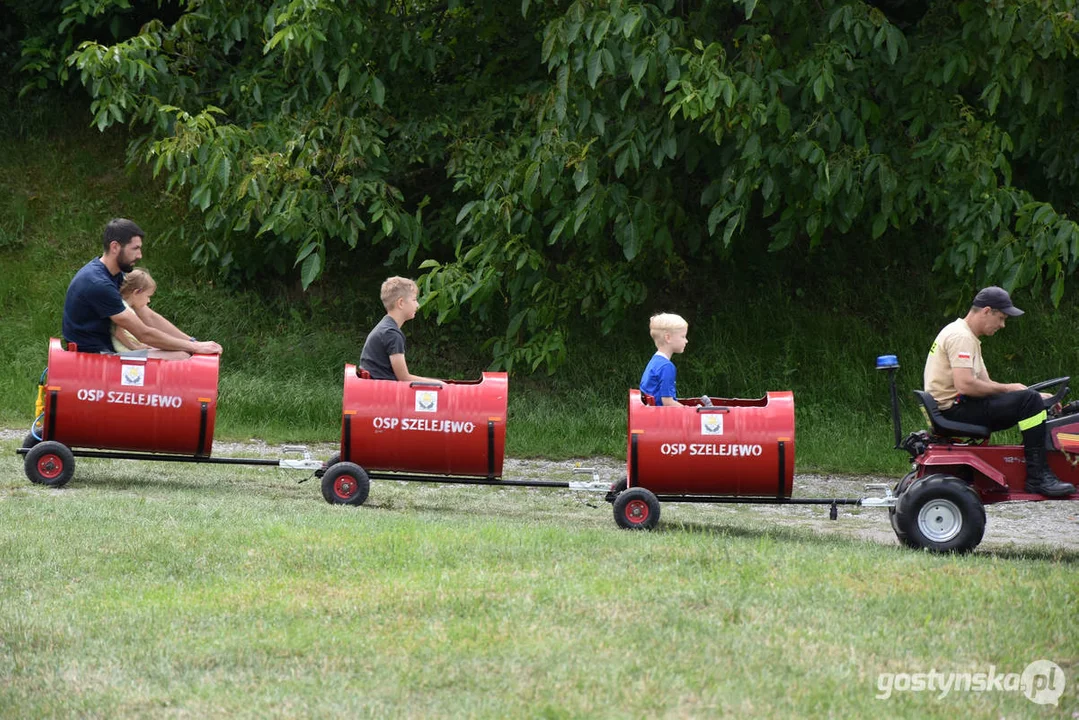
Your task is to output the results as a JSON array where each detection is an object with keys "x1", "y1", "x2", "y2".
[
  {"x1": 22, "y1": 338, "x2": 220, "y2": 486},
  {"x1": 613, "y1": 390, "x2": 796, "y2": 529},
  {"x1": 322, "y1": 365, "x2": 509, "y2": 505}
]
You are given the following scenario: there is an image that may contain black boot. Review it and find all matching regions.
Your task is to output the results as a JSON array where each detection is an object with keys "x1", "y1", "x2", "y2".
[{"x1": 1024, "y1": 446, "x2": 1076, "y2": 497}]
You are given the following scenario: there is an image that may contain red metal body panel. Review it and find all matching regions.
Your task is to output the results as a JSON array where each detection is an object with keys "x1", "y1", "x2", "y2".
[
  {"x1": 42, "y1": 338, "x2": 219, "y2": 455},
  {"x1": 626, "y1": 389, "x2": 795, "y2": 496},
  {"x1": 915, "y1": 443, "x2": 1079, "y2": 504},
  {"x1": 340, "y1": 365, "x2": 508, "y2": 477}
]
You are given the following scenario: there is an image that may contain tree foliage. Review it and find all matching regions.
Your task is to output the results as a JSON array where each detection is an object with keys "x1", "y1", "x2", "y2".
[{"x1": 14, "y1": 0, "x2": 1079, "y2": 370}]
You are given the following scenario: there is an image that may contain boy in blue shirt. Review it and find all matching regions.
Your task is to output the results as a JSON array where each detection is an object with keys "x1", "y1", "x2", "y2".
[{"x1": 640, "y1": 313, "x2": 688, "y2": 406}]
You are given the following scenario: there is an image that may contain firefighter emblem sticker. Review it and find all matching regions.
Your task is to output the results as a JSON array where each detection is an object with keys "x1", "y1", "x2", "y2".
[
  {"x1": 701, "y1": 413, "x2": 723, "y2": 436},
  {"x1": 415, "y1": 390, "x2": 438, "y2": 413},
  {"x1": 121, "y1": 364, "x2": 145, "y2": 387}
]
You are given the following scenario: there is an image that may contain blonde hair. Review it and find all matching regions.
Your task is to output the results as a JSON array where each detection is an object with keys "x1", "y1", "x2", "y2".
[
  {"x1": 649, "y1": 313, "x2": 688, "y2": 344},
  {"x1": 380, "y1": 276, "x2": 418, "y2": 311},
  {"x1": 119, "y1": 268, "x2": 156, "y2": 298}
]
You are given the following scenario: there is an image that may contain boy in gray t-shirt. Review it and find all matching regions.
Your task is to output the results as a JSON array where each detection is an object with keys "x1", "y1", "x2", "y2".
[{"x1": 359, "y1": 276, "x2": 441, "y2": 383}]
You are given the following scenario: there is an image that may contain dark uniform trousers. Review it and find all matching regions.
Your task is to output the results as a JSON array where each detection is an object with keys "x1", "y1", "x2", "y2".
[{"x1": 941, "y1": 389, "x2": 1047, "y2": 449}]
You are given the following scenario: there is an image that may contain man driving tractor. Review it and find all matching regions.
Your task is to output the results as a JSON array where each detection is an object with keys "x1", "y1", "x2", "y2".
[{"x1": 924, "y1": 286, "x2": 1075, "y2": 497}]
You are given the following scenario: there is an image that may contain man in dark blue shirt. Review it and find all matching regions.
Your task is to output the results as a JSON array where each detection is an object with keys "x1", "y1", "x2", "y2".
[{"x1": 62, "y1": 218, "x2": 223, "y2": 356}]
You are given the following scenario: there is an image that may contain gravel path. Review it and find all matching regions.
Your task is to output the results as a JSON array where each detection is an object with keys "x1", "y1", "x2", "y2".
[{"x1": 5, "y1": 429, "x2": 1076, "y2": 551}]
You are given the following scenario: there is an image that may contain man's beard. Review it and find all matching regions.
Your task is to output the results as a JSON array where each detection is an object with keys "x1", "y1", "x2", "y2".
[{"x1": 118, "y1": 261, "x2": 134, "y2": 273}]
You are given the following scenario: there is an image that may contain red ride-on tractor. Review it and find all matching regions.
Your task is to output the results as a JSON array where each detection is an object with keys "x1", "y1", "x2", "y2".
[{"x1": 879, "y1": 354, "x2": 1079, "y2": 553}]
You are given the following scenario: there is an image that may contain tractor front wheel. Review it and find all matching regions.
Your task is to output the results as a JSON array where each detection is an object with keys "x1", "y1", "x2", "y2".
[
  {"x1": 889, "y1": 471, "x2": 919, "y2": 548},
  {"x1": 893, "y1": 474, "x2": 985, "y2": 553}
]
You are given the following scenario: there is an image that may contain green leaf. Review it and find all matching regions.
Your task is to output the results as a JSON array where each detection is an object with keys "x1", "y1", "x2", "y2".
[
  {"x1": 371, "y1": 76, "x2": 385, "y2": 106},
  {"x1": 573, "y1": 162, "x2": 589, "y2": 191},
  {"x1": 775, "y1": 103, "x2": 790, "y2": 134},
  {"x1": 885, "y1": 26, "x2": 901, "y2": 65},
  {"x1": 338, "y1": 65, "x2": 350, "y2": 91},
  {"x1": 295, "y1": 240, "x2": 317, "y2": 264},
  {"x1": 524, "y1": 161, "x2": 541, "y2": 198},
  {"x1": 548, "y1": 216, "x2": 569, "y2": 245},
  {"x1": 1051, "y1": 273, "x2": 1064, "y2": 307},
  {"x1": 742, "y1": 0, "x2": 759, "y2": 20},
  {"x1": 587, "y1": 50, "x2": 602, "y2": 88},
  {"x1": 621, "y1": 222, "x2": 640, "y2": 260},
  {"x1": 456, "y1": 201, "x2": 477, "y2": 224},
  {"x1": 630, "y1": 54, "x2": 648, "y2": 88},
  {"x1": 722, "y1": 215, "x2": 739, "y2": 246},
  {"x1": 871, "y1": 213, "x2": 887, "y2": 239},
  {"x1": 300, "y1": 250, "x2": 321, "y2": 289},
  {"x1": 981, "y1": 82, "x2": 1000, "y2": 115},
  {"x1": 812, "y1": 75, "x2": 825, "y2": 103},
  {"x1": 216, "y1": 156, "x2": 231, "y2": 188}
]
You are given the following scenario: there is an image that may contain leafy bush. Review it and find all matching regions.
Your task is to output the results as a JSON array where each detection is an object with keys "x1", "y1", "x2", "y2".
[{"x1": 13, "y1": 0, "x2": 1079, "y2": 370}]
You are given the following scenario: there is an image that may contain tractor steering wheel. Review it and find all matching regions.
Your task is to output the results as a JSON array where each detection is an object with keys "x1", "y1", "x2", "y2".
[{"x1": 1028, "y1": 376, "x2": 1070, "y2": 412}]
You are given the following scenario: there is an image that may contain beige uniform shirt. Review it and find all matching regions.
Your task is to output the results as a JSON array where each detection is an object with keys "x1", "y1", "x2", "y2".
[{"x1": 924, "y1": 318, "x2": 987, "y2": 410}]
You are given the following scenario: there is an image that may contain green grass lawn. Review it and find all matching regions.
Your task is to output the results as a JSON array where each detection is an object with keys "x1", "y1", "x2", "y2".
[{"x1": 2, "y1": 436, "x2": 1076, "y2": 718}]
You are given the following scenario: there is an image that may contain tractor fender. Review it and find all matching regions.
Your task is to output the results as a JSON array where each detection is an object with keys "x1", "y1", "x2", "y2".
[{"x1": 919, "y1": 449, "x2": 1009, "y2": 491}]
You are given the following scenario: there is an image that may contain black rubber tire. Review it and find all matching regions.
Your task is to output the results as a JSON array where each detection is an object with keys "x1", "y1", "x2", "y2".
[
  {"x1": 22, "y1": 433, "x2": 40, "y2": 451},
  {"x1": 889, "y1": 471, "x2": 919, "y2": 548},
  {"x1": 24, "y1": 441, "x2": 75, "y2": 488},
  {"x1": 320, "y1": 462, "x2": 370, "y2": 506},
  {"x1": 893, "y1": 474, "x2": 986, "y2": 553},
  {"x1": 613, "y1": 487, "x2": 661, "y2": 530},
  {"x1": 604, "y1": 476, "x2": 628, "y2": 504}
]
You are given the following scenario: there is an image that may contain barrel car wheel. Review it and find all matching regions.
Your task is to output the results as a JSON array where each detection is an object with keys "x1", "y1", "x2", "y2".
[
  {"x1": 613, "y1": 487, "x2": 661, "y2": 530},
  {"x1": 893, "y1": 474, "x2": 985, "y2": 553},
  {"x1": 24, "y1": 441, "x2": 75, "y2": 488},
  {"x1": 321, "y1": 462, "x2": 370, "y2": 506},
  {"x1": 315, "y1": 452, "x2": 342, "y2": 479},
  {"x1": 22, "y1": 433, "x2": 40, "y2": 450},
  {"x1": 604, "y1": 475, "x2": 628, "y2": 504}
]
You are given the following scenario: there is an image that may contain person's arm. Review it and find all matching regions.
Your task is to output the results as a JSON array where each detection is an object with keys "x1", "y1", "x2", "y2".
[
  {"x1": 112, "y1": 324, "x2": 151, "y2": 351},
  {"x1": 953, "y1": 367, "x2": 1025, "y2": 397},
  {"x1": 134, "y1": 305, "x2": 192, "y2": 341},
  {"x1": 112, "y1": 309, "x2": 222, "y2": 354},
  {"x1": 389, "y1": 354, "x2": 441, "y2": 384}
]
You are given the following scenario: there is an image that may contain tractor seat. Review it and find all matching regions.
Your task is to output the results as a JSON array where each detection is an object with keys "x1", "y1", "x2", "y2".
[{"x1": 913, "y1": 390, "x2": 990, "y2": 439}]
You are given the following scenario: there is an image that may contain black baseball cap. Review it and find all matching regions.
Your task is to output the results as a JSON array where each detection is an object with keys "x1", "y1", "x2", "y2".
[{"x1": 972, "y1": 286, "x2": 1024, "y2": 316}]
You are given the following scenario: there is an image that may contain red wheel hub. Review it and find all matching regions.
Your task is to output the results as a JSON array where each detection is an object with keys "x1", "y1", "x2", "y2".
[
  {"x1": 334, "y1": 475, "x2": 356, "y2": 500},
  {"x1": 625, "y1": 499, "x2": 649, "y2": 524},
  {"x1": 37, "y1": 454, "x2": 63, "y2": 480}
]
